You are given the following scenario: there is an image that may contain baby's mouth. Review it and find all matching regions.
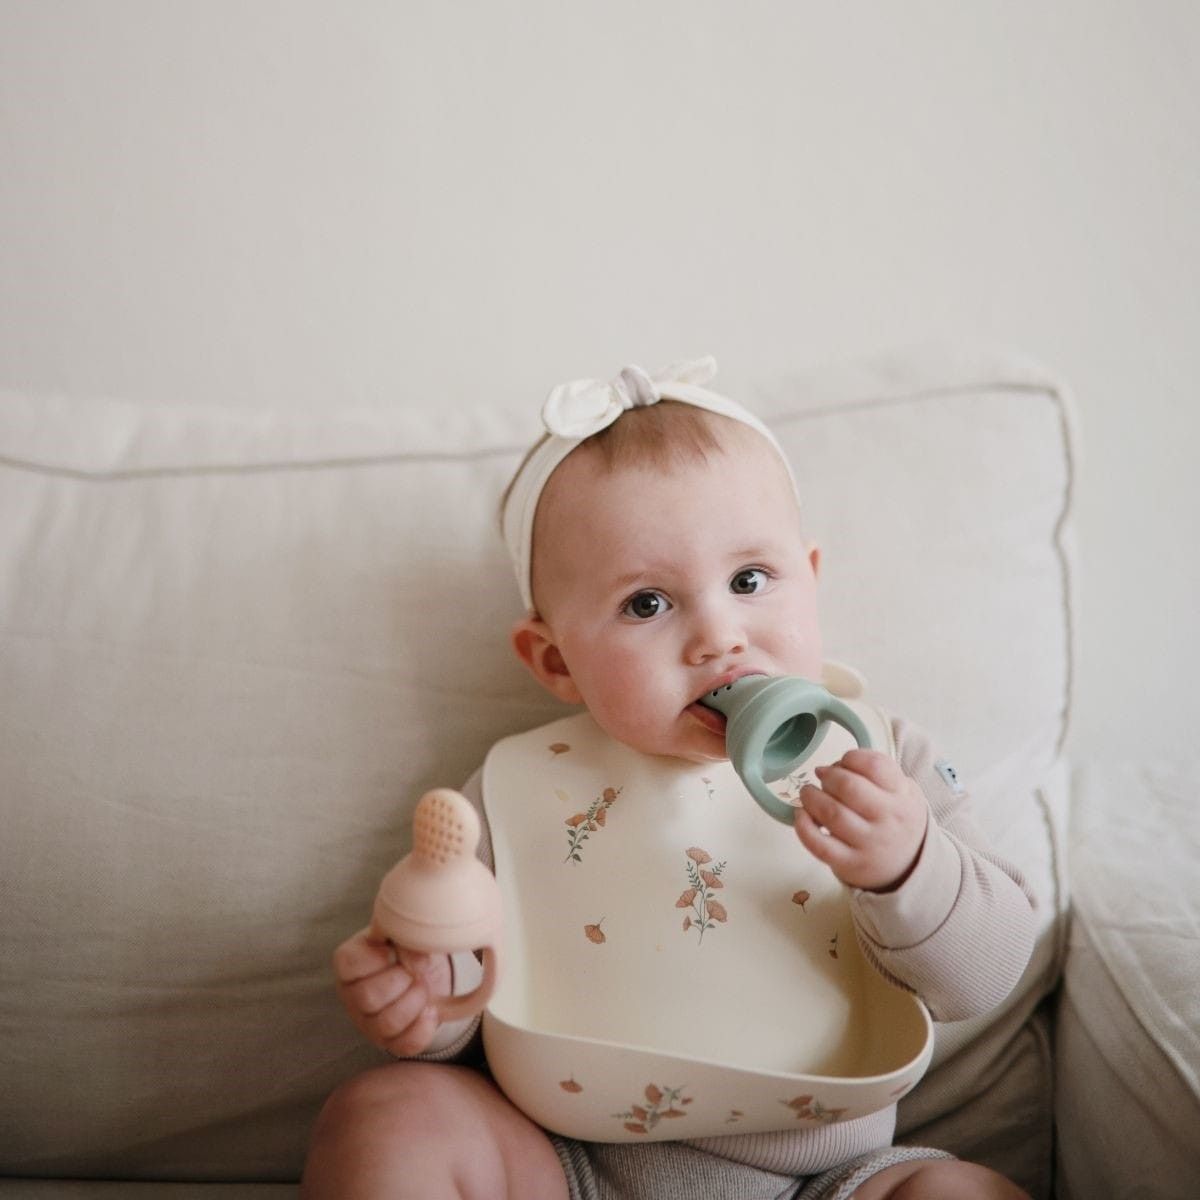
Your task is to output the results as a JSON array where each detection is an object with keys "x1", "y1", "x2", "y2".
[
  {"x1": 689, "y1": 670, "x2": 768, "y2": 736},
  {"x1": 687, "y1": 700, "x2": 728, "y2": 737}
]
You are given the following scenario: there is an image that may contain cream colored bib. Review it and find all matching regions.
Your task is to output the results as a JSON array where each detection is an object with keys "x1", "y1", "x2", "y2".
[{"x1": 480, "y1": 688, "x2": 932, "y2": 1143}]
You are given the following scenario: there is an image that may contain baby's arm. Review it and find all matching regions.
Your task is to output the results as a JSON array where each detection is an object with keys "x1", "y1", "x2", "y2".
[{"x1": 804, "y1": 718, "x2": 1037, "y2": 1021}]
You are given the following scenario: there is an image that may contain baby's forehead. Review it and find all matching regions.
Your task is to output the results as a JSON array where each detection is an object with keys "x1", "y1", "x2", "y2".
[
  {"x1": 547, "y1": 419, "x2": 785, "y2": 499},
  {"x1": 534, "y1": 428, "x2": 798, "y2": 549}
]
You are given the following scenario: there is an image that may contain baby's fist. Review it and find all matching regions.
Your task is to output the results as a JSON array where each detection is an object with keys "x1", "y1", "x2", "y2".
[
  {"x1": 333, "y1": 927, "x2": 453, "y2": 1057},
  {"x1": 795, "y1": 749, "x2": 927, "y2": 892}
]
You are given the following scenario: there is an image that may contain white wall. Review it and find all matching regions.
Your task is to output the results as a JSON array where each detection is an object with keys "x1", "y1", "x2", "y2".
[{"x1": 2, "y1": 1, "x2": 1197, "y2": 765}]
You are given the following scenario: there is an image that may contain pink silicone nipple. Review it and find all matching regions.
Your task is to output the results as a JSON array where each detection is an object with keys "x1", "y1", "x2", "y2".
[{"x1": 371, "y1": 788, "x2": 502, "y2": 1021}]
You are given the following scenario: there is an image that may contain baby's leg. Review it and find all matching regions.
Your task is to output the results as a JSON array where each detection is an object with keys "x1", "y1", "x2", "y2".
[
  {"x1": 301, "y1": 1061, "x2": 570, "y2": 1200},
  {"x1": 850, "y1": 1158, "x2": 1029, "y2": 1199}
]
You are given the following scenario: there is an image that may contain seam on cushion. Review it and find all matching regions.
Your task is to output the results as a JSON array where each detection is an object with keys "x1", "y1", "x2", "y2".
[
  {"x1": 1027, "y1": 1003, "x2": 1056, "y2": 1200},
  {"x1": 1034, "y1": 784, "x2": 1070, "y2": 995},
  {"x1": 766, "y1": 379, "x2": 1060, "y2": 424},
  {"x1": 771, "y1": 377, "x2": 1079, "y2": 767},
  {"x1": 0, "y1": 443, "x2": 529, "y2": 483},
  {"x1": 1044, "y1": 382, "x2": 1080, "y2": 760}
]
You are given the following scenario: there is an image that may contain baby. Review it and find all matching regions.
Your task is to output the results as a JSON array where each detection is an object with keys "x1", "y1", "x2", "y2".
[{"x1": 302, "y1": 359, "x2": 1036, "y2": 1200}]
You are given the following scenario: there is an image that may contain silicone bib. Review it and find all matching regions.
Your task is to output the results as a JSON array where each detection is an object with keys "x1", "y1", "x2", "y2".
[{"x1": 479, "y1": 708, "x2": 932, "y2": 1143}]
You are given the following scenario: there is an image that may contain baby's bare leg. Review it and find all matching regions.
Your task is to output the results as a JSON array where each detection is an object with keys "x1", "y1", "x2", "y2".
[
  {"x1": 851, "y1": 1158, "x2": 1029, "y2": 1199},
  {"x1": 301, "y1": 1061, "x2": 569, "y2": 1200}
]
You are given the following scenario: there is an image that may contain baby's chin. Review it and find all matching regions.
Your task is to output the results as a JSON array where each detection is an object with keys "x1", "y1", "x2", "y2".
[
  {"x1": 664, "y1": 719, "x2": 732, "y2": 766},
  {"x1": 590, "y1": 708, "x2": 731, "y2": 765},
  {"x1": 621, "y1": 737, "x2": 729, "y2": 767},
  {"x1": 612, "y1": 730, "x2": 729, "y2": 768}
]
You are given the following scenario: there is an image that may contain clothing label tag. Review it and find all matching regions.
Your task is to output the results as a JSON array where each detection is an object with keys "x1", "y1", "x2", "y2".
[{"x1": 935, "y1": 758, "x2": 966, "y2": 795}]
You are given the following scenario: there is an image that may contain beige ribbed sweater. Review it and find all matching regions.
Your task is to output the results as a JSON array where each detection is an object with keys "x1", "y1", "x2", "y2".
[{"x1": 428, "y1": 716, "x2": 1037, "y2": 1176}]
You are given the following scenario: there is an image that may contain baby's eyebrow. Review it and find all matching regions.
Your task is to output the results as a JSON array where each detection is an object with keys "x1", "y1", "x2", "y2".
[
  {"x1": 601, "y1": 555, "x2": 696, "y2": 594},
  {"x1": 603, "y1": 547, "x2": 777, "y2": 594},
  {"x1": 605, "y1": 567, "x2": 663, "y2": 593},
  {"x1": 719, "y1": 546, "x2": 783, "y2": 569}
]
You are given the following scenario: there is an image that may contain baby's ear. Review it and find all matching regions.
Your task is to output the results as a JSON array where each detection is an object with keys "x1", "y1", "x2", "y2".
[{"x1": 510, "y1": 616, "x2": 583, "y2": 704}]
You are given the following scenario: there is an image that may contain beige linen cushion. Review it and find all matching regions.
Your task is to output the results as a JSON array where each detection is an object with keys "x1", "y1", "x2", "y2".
[
  {"x1": 0, "y1": 346, "x2": 1072, "y2": 1190},
  {"x1": 1055, "y1": 762, "x2": 1200, "y2": 1200}
]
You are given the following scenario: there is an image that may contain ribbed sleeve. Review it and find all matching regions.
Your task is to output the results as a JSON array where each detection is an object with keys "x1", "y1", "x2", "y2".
[{"x1": 850, "y1": 718, "x2": 1038, "y2": 1021}]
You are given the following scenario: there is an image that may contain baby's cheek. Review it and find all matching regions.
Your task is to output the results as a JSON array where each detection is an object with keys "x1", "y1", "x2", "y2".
[
  {"x1": 579, "y1": 672, "x2": 644, "y2": 732},
  {"x1": 774, "y1": 634, "x2": 823, "y2": 680},
  {"x1": 592, "y1": 653, "x2": 644, "y2": 701}
]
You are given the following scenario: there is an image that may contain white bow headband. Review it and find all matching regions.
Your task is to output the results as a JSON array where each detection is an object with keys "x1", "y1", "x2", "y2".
[{"x1": 502, "y1": 356, "x2": 800, "y2": 612}]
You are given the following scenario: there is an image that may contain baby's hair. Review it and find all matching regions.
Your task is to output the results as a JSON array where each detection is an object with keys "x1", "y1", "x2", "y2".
[
  {"x1": 499, "y1": 401, "x2": 731, "y2": 524},
  {"x1": 578, "y1": 399, "x2": 728, "y2": 470}
]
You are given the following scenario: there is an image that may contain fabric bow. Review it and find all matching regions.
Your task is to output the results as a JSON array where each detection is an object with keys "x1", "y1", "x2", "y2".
[{"x1": 541, "y1": 355, "x2": 719, "y2": 439}]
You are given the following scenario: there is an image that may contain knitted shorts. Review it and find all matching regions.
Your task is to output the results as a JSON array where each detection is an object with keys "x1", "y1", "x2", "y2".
[{"x1": 551, "y1": 1137, "x2": 955, "y2": 1200}]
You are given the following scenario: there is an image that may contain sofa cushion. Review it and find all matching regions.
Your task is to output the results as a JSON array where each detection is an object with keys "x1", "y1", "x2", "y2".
[
  {"x1": 1055, "y1": 761, "x2": 1200, "y2": 1200},
  {"x1": 0, "y1": 346, "x2": 1073, "y2": 1187}
]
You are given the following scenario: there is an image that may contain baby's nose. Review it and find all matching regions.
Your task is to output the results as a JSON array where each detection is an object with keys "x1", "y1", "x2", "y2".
[{"x1": 684, "y1": 604, "x2": 747, "y2": 663}]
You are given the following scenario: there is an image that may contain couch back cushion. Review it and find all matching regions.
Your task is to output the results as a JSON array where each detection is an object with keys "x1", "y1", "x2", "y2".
[{"x1": 0, "y1": 346, "x2": 1074, "y2": 1184}]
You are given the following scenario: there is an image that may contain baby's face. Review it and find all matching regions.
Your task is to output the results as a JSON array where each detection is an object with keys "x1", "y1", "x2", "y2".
[{"x1": 528, "y1": 430, "x2": 823, "y2": 764}]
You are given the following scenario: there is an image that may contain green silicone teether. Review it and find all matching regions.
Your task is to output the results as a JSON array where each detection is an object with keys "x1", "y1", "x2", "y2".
[{"x1": 701, "y1": 675, "x2": 873, "y2": 824}]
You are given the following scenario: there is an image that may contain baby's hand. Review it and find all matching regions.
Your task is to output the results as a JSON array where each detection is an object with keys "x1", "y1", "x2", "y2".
[
  {"x1": 795, "y1": 749, "x2": 927, "y2": 892},
  {"x1": 332, "y1": 927, "x2": 453, "y2": 1056}
]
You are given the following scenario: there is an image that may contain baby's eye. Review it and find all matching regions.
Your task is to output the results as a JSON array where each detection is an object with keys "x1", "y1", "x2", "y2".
[
  {"x1": 730, "y1": 567, "x2": 769, "y2": 595},
  {"x1": 622, "y1": 590, "x2": 670, "y2": 620}
]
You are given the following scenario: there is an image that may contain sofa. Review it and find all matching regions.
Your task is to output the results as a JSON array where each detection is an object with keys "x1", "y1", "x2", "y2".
[{"x1": 2, "y1": 345, "x2": 1196, "y2": 1198}]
